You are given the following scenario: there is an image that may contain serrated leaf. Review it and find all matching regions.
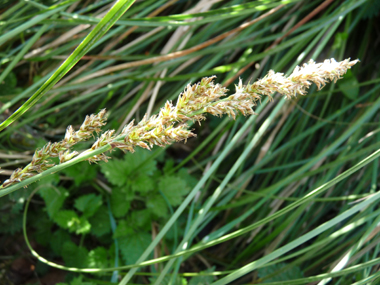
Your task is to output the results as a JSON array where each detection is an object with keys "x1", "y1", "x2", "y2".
[
  {"x1": 63, "y1": 162, "x2": 97, "y2": 186},
  {"x1": 123, "y1": 148, "x2": 157, "y2": 176},
  {"x1": 75, "y1": 217, "x2": 91, "y2": 235},
  {"x1": 38, "y1": 173, "x2": 60, "y2": 186},
  {"x1": 131, "y1": 174, "x2": 154, "y2": 193},
  {"x1": 100, "y1": 146, "x2": 157, "y2": 187},
  {"x1": 50, "y1": 229, "x2": 71, "y2": 256},
  {"x1": 130, "y1": 209, "x2": 151, "y2": 229},
  {"x1": 53, "y1": 210, "x2": 91, "y2": 235},
  {"x1": 258, "y1": 262, "x2": 303, "y2": 283},
  {"x1": 100, "y1": 148, "x2": 157, "y2": 187},
  {"x1": 39, "y1": 186, "x2": 69, "y2": 218},
  {"x1": 114, "y1": 220, "x2": 134, "y2": 239},
  {"x1": 178, "y1": 168, "x2": 198, "y2": 189},
  {"x1": 146, "y1": 194, "x2": 168, "y2": 218},
  {"x1": 88, "y1": 247, "x2": 109, "y2": 269},
  {"x1": 100, "y1": 158, "x2": 131, "y2": 187},
  {"x1": 119, "y1": 231, "x2": 151, "y2": 265},
  {"x1": 61, "y1": 241, "x2": 89, "y2": 268},
  {"x1": 53, "y1": 210, "x2": 79, "y2": 229},
  {"x1": 110, "y1": 186, "x2": 133, "y2": 218},
  {"x1": 89, "y1": 206, "x2": 111, "y2": 237},
  {"x1": 159, "y1": 175, "x2": 189, "y2": 206},
  {"x1": 74, "y1": 194, "x2": 103, "y2": 218}
]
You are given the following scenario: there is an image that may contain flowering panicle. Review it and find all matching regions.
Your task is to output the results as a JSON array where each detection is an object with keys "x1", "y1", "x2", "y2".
[
  {"x1": 1, "y1": 109, "x2": 107, "y2": 188},
  {"x1": 61, "y1": 109, "x2": 107, "y2": 148},
  {"x1": 0, "y1": 58, "x2": 359, "y2": 189},
  {"x1": 175, "y1": 77, "x2": 228, "y2": 115}
]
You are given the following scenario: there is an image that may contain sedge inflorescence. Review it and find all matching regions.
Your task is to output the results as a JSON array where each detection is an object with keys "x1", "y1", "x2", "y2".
[
  {"x1": 0, "y1": 58, "x2": 359, "y2": 188},
  {"x1": 1, "y1": 110, "x2": 107, "y2": 187}
]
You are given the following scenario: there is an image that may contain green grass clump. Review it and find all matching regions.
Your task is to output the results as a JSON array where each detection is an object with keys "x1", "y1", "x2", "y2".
[{"x1": 0, "y1": 1, "x2": 379, "y2": 285}]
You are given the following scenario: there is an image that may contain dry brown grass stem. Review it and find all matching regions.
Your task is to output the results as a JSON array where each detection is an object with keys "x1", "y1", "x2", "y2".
[
  {"x1": 223, "y1": 0, "x2": 334, "y2": 87},
  {"x1": 74, "y1": 5, "x2": 284, "y2": 84},
  {"x1": 53, "y1": 0, "x2": 177, "y2": 90}
]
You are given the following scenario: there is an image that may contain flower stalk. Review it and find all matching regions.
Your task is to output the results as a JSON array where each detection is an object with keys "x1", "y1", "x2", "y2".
[{"x1": 0, "y1": 58, "x2": 359, "y2": 191}]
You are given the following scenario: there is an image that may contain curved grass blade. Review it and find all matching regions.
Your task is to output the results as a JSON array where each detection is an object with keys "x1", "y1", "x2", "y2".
[{"x1": 210, "y1": 191, "x2": 380, "y2": 285}]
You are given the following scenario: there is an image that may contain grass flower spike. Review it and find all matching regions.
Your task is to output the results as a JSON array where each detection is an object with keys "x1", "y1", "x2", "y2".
[
  {"x1": 1, "y1": 110, "x2": 107, "y2": 187},
  {"x1": 0, "y1": 58, "x2": 359, "y2": 189}
]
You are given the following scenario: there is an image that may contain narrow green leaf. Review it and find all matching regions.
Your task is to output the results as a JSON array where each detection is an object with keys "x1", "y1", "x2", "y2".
[{"x1": 0, "y1": 0, "x2": 136, "y2": 131}]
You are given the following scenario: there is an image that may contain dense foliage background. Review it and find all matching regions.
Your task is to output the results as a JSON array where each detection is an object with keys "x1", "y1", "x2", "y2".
[{"x1": 0, "y1": 0, "x2": 380, "y2": 284}]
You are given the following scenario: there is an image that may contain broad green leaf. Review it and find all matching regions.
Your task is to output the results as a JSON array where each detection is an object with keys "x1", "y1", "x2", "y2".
[
  {"x1": 110, "y1": 186, "x2": 133, "y2": 218},
  {"x1": 88, "y1": 247, "x2": 109, "y2": 269},
  {"x1": 163, "y1": 159, "x2": 175, "y2": 174},
  {"x1": 63, "y1": 162, "x2": 97, "y2": 186},
  {"x1": 89, "y1": 206, "x2": 111, "y2": 237},
  {"x1": 114, "y1": 220, "x2": 134, "y2": 239},
  {"x1": 53, "y1": 210, "x2": 79, "y2": 229},
  {"x1": 146, "y1": 194, "x2": 168, "y2": 218},
  {"x1": 53, "y1": 210, "x2": 91, "y2": 234},
  {"x1": 119, "y1": 231, "x2": 151, "y2": 265},
  {"x1": 159, "y1": 175, "x2": 189, "y2": 206},
  {"x1": 123, "y1": 148, "x2": 157, "y2": 176},
  {"x1": 130, "y1": 209, "x2": 152, "y2": 229},
  {"x1": 131, "y1": 174, "x2": 154, "y2": 193},
  {"x1": 37, "y1": 173, "x2": 60, "y2": 186},
  {"x1": 100, "y1": 158, "x2": 131, "y2": 187},
  {"x1": 50, "y1": 229, "x2": 71, "y2": 256},
  {"x1": 74, "y1": 193, "x2": 103, "y2": 218},
  {"x1": 178, "y1": 168, "x2": 198, "y2": 189},
  {"x1": 75, "y1": 217, "x2": 91, "y2": 235},
  {"x1": 39, "y1": 186, "x2": 69, "y2": 218},
  {"x1": 101, "y1": 148, "x2": 158, "y2": 189},
  {"x1": 61, "y1": 241, "x2": 89, "y2": 268}
]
